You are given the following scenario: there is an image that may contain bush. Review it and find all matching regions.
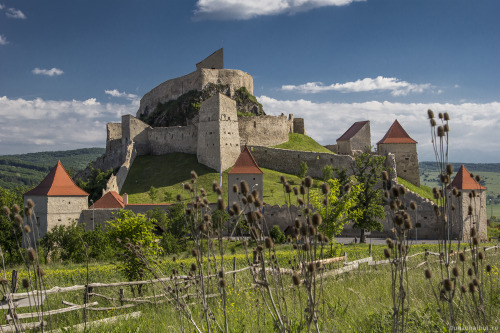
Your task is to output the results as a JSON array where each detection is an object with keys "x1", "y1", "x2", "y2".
[
  {"x1": 159, "y1": 233, "x2": 183, "y2": 254},
  {"x1": 298, "y1": 161, "x2": 308, "y2": 178},
  {"x1": 270, "y1": 225, "x2": 286, "y2": 244}
]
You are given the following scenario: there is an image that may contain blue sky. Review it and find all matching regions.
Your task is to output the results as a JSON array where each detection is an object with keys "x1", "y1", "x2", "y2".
[{"x1": 0, "y1": 0, "x2": 499, "y2": 162}]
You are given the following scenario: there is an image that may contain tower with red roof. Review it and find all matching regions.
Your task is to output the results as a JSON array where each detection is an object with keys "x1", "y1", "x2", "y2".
[
  {"x1": 228, "y1": 146, "x2": 264, "y2": 209},
  {"x1": 449, "y1": 165, "x2": 487, "y2": 240},
  {"x1": 24, "y1": 161, "x2": 89, "y2": 239},
  {"x1": 377, "y1": 120, "x2": 420, "y2": 187}
]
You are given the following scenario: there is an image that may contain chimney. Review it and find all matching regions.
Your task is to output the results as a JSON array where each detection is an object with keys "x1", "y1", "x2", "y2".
[{"x1": 123, "y1": 193, "x2": 128, "y2": 205}]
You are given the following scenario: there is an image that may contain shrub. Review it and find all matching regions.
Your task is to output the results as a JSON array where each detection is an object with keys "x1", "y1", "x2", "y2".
[
  {"x1": 270, "y1": 225, "x2": 286, "y2": 244},
  {"x1": 298, "y1": 161, "x2": 308, "y2": 178}
]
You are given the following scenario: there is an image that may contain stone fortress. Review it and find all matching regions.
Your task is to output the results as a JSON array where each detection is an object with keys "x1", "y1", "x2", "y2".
[{"x1": 69, "y1": 49, "x2": 486, "y2": 240}]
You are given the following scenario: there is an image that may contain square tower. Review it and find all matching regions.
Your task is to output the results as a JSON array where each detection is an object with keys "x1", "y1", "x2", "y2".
[{"x1": 197, "y1": 93, "x2": 241, "y2": 172}]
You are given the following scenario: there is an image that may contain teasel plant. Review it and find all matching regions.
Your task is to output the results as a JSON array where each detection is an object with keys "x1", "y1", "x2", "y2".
[
  {"x1": 382, "y1": 172, "x2": 413, "y2": 333},
  {"x1": 1, "y1": 199, "x2": 52, "y2": 332},
  {"x1": 425, "y1": 110, "x2": 494, "y2": 331}
]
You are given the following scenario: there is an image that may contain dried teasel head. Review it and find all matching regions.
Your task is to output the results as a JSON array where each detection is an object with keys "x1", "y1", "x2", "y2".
[
  {"x1": 304, "y1": 176, "x2": 313, "y2": 188},
  {"x1": 293, "y1": 186, "x2": 299, "y2": 195},
  {"x1": 410, "y1": 201, "x2": 417, "y2": 210},
  {"x1": 191, "y1": 248, "x2": 198, "y2": 257},
  {"x1": 437, "y1": 126, "x2": 445, "y2": 137},
  {"x1": 392, "y1": 187, "x2": 400, "y2": 198},
  {"x1": 217, "y1": 197, "x2": 226, "y2": 211},
  {"x1": 321, "y1": 183, "x2": 330, "y2": 194},
  {"x1": 308, "y1": 225, "x2": 317, "y2": 236},
  {"x1": 430, "y1": 118, "x2": 437, "y2": 127},
  {"x1": 386, "y1": 238, "x2": 394, "y2": 249},
  {"x1": 473, "y1": 237, "x2": 479, "y2": 246},
  {"x1": 265, "y1": 237, "x2": 274, "y2": 249},
  {"x1": 446, "y1": 164, "x2": 453, "y2": 175},
  {"x1": 444, "y1": 112, "x2": 450, "y2": 121},
  {"x1": 27, "y1": 247, "x2": 37, "y2": 262},
  {"x1": 2, "y1": 206, "x2": 10, "y2": 216},
  {"x1": 23, "y1": 225, "x2": 31, "y2": 233},
  {"x1": 486, "y1": 265, "x2": 492, "y2": 273},
  {"x1": 308, "y1": 262, "x2": 316, "y2": 273},
  {"x1": 384, "y1": 248, "x2": 391, "y2": 258},
  {"x1": 443, "y1": 278, "x2": 453, "y2": 291},
  {"x1": 190, "y1": 170, "x2": 198, "y2": 180},
  {"x1": 467, "y1": 268, "x2": 473, "y2": 276},
  {"x1": 473, "y1": 278, "x2": 480, "y2": 286},
  {"x1": 280, "y1": 175, "x2": 286, "y2": 184},
  {"x1": 232, "y1": 184, "x2": 239, "y2": 193},
  {"x1": 428, "y1": 109, "x2": 435, "y2": 119},
  {"x1": 425, "y1": 269, "x2": 432, "y2": 279},
  {"x1": 452, "y1": 267, "x2": 460, "y2": 277},
  {"x1": 459, "y1": 252, "x2": 465, "y2": 262},
  {"x1": 302, "y1": 242, "x2": 311, "y2": 251},
  {"x1": 295, "y1": 218, "x2": 302, "y2": 228},
  {"x1": 285, "y1": 183, "x2": 292, "y2": 194},
  {"x1": 390, "y1": 201, "x2": 398, "y2": 211},
  {"x1": 443, "y1": 124, "x2": 449, "y2": 133},
  {"x1": 382, "y1": 170, "x2": 389, "y2": 181},
  {"x1": 312, "y1": 213, "x2": 322, "y2": 226},
  {"x1": 398, "y1": 186, "x2": 406, "y2": 196},
  {"x1": 292, "y1": 274, "x2": 301, "y2": 286},
  {"x1": 478, "y1": 252, "x2": 484, "y2": 261},
  {"x1": 22, "y1": 278, "x2": 29, "y2": 289},
  {"x1": 300, "y1": 185, "x2": 306, "y2": 195},
  {"x1": 27, "y1": 199, "x2": 34, "y2": 208},
  {"x1": 241, "y1": 181, "x2": 249, "y2": 196},
  {"x1": 219, "y1": 279, "x2": 226, "y2": 288},
  {"x1": 475, "y1": 175, "x2": 481, "y2": 182}
]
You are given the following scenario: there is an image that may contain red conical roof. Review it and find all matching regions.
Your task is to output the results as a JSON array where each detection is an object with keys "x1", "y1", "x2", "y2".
[
  {"x1": 228, "y1": 146, "x2": 263, "y2": 174},
  {"x1": 24, "y1": 161, "x2": 89, "y2": 196},
  {"x1": 90, "y1": 191, "x2": 124, "y2": 209},
  {"x1": 377, "y1": 120, "x2": 417, "y2": 144},
  {"x1": 449, "y1": 165, "x2": 486, "y2": 190}
]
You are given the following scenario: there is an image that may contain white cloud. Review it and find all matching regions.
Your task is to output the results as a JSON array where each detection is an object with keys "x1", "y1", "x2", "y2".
[
  {"x1": 6, "y1": 8, "x2": 25, "y2": 19},
  {"x1": 0, "y1": 34, "x2": 8, "y2": 45},
  {"x1": 194, "y1": 0, "x2": 363, "y2": 20},
  {"x1": 0, "y1": 96, "x2": 137, "y2": 155},
  {"x1": 259, "y1": 96, "x2": 500, "y2": 162},
  {"x1": 282, "y1": 76, "x2": 433, "y2": 96},
  {"x1": 32, "y1": 68, "x2": 64, "y2": 77},
  {"x1": 105, "y1": 89, "x2": 139, "y2": 105},
  {"x1": 0, "y1": 4, "x2": 4, "y2": 10}
]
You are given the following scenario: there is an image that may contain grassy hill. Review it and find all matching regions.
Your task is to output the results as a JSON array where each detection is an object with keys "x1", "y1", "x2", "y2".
[
  {"x1": 272, "y1": 133, "x2": 333, "y2": 154},
  {"x1": 420, "y1": 162, "x2": 500, "y2": 218},
  {"x1": 121, "y1": 153, "x2": 318, "y2": 205},
  {"x1": 0, "y1": 148, "x2": 105, "y2": 189}
]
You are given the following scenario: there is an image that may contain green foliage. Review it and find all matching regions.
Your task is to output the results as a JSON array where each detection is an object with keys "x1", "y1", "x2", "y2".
[
  {"x1": 159, "y1": 233, "x2": 183, "y2": 254},
  {"x1": 148, "y1": 186, "x2": 159, "y2": 202},
  {"x1": 39, "y1": 222, "x2": 113, "y2": 263},
  {"x1": 350, "y1": 151, "x2": 387, "y2": 241},
  {"x1": 76, "y1": 165, "x2": 113, "y2": 204},
  {"x1": 322, "y1": 165, "x2": 334, "y2": 181},
  {"x1": 269, "y1": 225, "x2": 286, "y2": 244},
  {"x1": 0, "y1": 186, "x2": 24, "y2": 264},
  {"x1": 107, "y1": 210, "x2": 161, "y2": 282},
  {"x1": 297, "y1": 161, "x2": 308, "y2": 178},
  {"x1": 234, "y1": 86, "x2": 265, "y2": 116},
  {"x1": 309, "y1": 179, "x2": 362, "y2": 239},
  {"x1": 0, "y1": 148, "x2": 105, "y2": 189},
  {"x1": 272, "y1": 133, "x2": 334, "y2": 154}
]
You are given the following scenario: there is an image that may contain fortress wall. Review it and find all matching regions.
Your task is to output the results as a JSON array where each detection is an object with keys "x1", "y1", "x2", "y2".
[
  {"x1": 104, "y1": 142, "x2": 137, "y2": 194},
  {"x1": 378, "y1": 143, "x2": 420, "y2": 187},
  {"x1": 79, "y1": 209, "x2": 119, "y2": 230},
  {"x1": 149, "y1": 125, "x2": 198, "y2": 155},
  {"x1": 293, "y1": 118, "x2": 306, "y2": 135},
  {"x1": 122, "y1": 115, "x2": 151, "y2": 155},
  {"x1": 200, "y1": 69, "x2": 253, "y2": 96},
  {"x1": 324, "y1": 144, "x2": 338, "y2": 153},
  {"x1": 238, "y1": 115, "x2": 290, "y2": 147},
  {"x1": 137, "y1": 69, "x2": 254, "y2": 118},
  {"x1": 249, "y1": 146, "x2": 355, "y2": 178}
]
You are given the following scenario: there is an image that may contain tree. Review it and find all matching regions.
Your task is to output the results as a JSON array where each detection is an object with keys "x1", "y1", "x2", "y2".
[
  {"x1": 76, "y1": 165, "x2": 113, "y2": 204},
  {"x1": 322, "y1": 165, "x2": 333, "y2": 182},
  {"x1": 148, "y1": 186, "x2": 159, "y2": 202},
  {"x1": 309, "y1": 178, "x2": 361, "y2": 239},
  {"x1": 350, "y1": 150, "x2": 387, "y2": 243},
  {"x1": 0, "y1": 186, "x2": 24, "y2": 264},
  {"x1": 298, "y1": 161, "x2": 308, "y2": 178}
]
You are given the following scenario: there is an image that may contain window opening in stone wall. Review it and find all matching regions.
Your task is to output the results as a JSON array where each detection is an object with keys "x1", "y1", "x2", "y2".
[
  {"x1": 228, "y1": 117, "x2": 230, "y2": 120},
  {"x1": 58, "y1": 219, "x2": 62, "y2": 222},
  {"x1": 36, "y1": 217, "x2": 40, "y2": 226},
  {"x1": 254, "y1": 121, "x2": 256, "y2": 128},
  {"x1": 405, "y1": 157, "x2": 409, "y2": 160},
  {"x1": 317, "y1": 156, "x2": 319, "y2": 159}
]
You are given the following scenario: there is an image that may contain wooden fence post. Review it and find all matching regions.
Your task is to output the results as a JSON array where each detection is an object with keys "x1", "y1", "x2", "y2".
[
  {"x1": 344, "y1": 252, "x2": 348, "y2": 265},
  {"x1": 369, "y1": 244, "x2": 372, "y2": 258},
  {"x1": 232, "y1": 257, "x2": 237, "y2": 288},
  {"x1": 119, "y1": 289, "x2": 124, "y2": 306},
  {"x1": 84, "y1": 285, "x2": 93, "y2": 304},
  {"x1": 11, "y1": 270, "x2": 18, "y2": 294}
]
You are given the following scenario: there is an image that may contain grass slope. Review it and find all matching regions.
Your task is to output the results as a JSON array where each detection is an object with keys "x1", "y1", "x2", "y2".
[
  {"x1": 121, "y1": 153, "x2": 311, "y2": 205},
  {"x1": 398, "y1": 177, "x2": 436, "y2": 204},
  {"x1": 0, "y1": 148, "x2": 105, "y2": 189},
  {"x1": 272, "y1": 133, "x2": 333, "y2": 154}
]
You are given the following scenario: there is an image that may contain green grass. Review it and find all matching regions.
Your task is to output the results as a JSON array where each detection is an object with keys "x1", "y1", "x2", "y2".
[
  {"x1": 398, "y1": 177, "x2": 436, "y2": 204},
  {"x1": 121, "y1": 153, "x2": 318, "y2": 205},
  {"x1": 272, "y1": 133, "x2": 334, "y2": 154}
]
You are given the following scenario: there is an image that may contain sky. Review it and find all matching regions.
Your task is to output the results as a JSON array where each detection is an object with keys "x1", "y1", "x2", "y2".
[{"x1": 0, "y1": 0, "x2": 499, "y2": 162}]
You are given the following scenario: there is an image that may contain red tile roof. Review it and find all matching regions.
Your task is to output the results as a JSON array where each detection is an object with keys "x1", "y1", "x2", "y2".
[
  {"x1": 377, "y1": 120, "x2": 417, "y2": 144},
  {"x1": 90, "y1": 191, "x2": 124, "y2": 209},
  {"x1": 449, "y1": 165, "x2": 486, "y2": 190},
  {"x1": 337, "y1": 121, "x2": 369, "y2": 141},
  {"x1": 24, "y1": 161, "x2": 89, "y2": 196},
  {"x1": 228, "y1": 146, "x2": 263, "y2": 175}
]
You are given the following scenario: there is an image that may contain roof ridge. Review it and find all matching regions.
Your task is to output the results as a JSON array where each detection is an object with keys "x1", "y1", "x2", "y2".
[{"x1": 377, "y1": 120, "x2": 417, "y2": 144}]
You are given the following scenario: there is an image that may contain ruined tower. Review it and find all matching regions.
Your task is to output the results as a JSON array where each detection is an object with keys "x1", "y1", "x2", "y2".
[
  {"x1": 197, "y1": 93, "x2": 241, "y2": 172},
  {"x1": 377, "y1": 120, "x2": 420, "y2": 187}
]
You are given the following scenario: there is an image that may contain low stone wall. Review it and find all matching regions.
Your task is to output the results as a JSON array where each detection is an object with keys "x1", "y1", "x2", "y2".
[
  {"x1": 104, "y1": 142, "x2": 137, "y2": 194},
  {"x1": 249, "y1": 146, "x2": 354, "y2": 178}
]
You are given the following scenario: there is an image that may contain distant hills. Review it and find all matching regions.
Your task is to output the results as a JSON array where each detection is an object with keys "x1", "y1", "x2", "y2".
[{"x1": 0, "y1": 148, "x2": 105, "y2": 189}]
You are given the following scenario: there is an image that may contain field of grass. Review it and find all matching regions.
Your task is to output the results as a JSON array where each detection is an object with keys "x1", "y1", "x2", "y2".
[
  {"x1": 3, "y1": 242, "x2": 499, "y2": 332},
  {"x1": 121, "y1": 153, "x2": 322, "y2": 205},
  {"x1": 272, "y1": 133, "x2": 334, "y2": 154}
]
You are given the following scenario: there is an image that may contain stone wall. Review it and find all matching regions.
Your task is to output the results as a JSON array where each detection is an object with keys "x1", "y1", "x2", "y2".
[
  {"x1": 137, "y1": 69, "x2": 253, "y2": 118},
  {"x1": 228, "y1": 174, "x2": 263, "y2": 209},
  {"x1": 105, "y1": 142, "x2": 137, "y2": 194},
  {"x1": 293, "y1": 118, "x2": 306, "y2": 135},
  {"x1": 459, "y1": 190, "x2": 488, "y2": 240},
  {"x1": 238, "y1": 115, "x2": 290, "y2": 147},
  {"x1": 196, "y1": 48, "x2": 224, "y2": 70},
  {"x1": 249, "y1": 146, "x2": 355, "y2": 178},
  {"x1": 122, "y1": 115, "x2": 151, "y2": 155},
  {"x1": 149, "y1": 125, "x2": 197, "y2": 155},
  {"x1": 378, "y1": 143, "x2": 420, "y2": 187}
]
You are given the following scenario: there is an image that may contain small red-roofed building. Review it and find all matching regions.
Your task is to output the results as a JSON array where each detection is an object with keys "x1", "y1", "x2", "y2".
[
  {"x1": 336, "y1": 121, "x2": 371, "y2": 155},
  {"x1": 377, "y1": 120, "x2": 420, "y2": 187},
  {"x1": 449, "y1": 165, "x2": 487, "y2": 240},
  {"x1": 228, "y1": 145, "x2": 263, "y2": 209},
  {"x1": 90, "y1": 191, "x2": 125, "y2": 209},
  {"x1": 24, "y1": 161, "x2": 89, "y2": 240}
]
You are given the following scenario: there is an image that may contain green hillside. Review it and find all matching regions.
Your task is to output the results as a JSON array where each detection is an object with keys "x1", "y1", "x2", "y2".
[
  {"x1": 272, "y1": 133, "x2": 333, "y2": 154},
  {"x1": 121, "y1": 153, "x2": 316, "y2": 205},
  {"x1": 0, "y1": 148, "x2": 105, "y2": 189},
  {"x1": 420, "y1": 162, "x2": 500, "y2": 218}
]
